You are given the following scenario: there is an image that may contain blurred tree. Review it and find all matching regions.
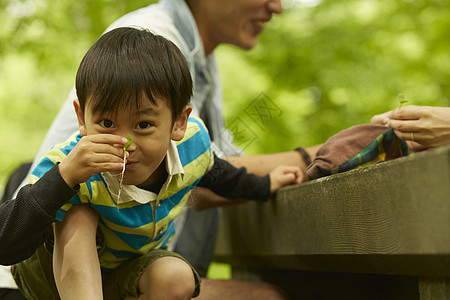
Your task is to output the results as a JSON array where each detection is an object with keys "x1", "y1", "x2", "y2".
[
  {"x1": 219, "y1": 0, "x2": 450, "y2": 154},
  {"x1": 0, "y1": 0, "x2": 153, "y2": 188}
]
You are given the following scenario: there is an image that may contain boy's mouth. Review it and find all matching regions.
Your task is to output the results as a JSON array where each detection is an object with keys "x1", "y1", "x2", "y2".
[{"x1": 126, "y1": 160, "x2": 138, "y2": 169}]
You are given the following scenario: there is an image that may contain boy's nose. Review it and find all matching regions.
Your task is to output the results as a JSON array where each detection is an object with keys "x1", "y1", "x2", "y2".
[
  {"x1": 126, "y1": 141, "x2": 135, "y2": 151},
  {"x1": 122, "y1": 135, "x2": 135, "y2": 151}
]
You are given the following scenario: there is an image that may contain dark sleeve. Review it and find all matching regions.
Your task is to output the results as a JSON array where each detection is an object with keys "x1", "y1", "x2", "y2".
[
  {"x1": 197, "y1": 154, "x2": 270, "y2": 201},
  {"x1": 0, "y1": 164, "x2": 78, "y2": 265}
]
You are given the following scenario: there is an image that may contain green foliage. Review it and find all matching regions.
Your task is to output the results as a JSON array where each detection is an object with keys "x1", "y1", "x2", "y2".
[
  {"x1": 218, "y1": 0, "x2": 450, "y2": 155},
  {"x1": 0, "y1": 0, "x2": 153, "y2": 191},
  {"x1": 1, "y1": 0, "x2": 450, "y2": 191}
]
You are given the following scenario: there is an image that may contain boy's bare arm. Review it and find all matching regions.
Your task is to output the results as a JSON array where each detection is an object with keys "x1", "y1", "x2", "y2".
[{"x1": 53, "y1": 204, "x2": 102, "y2": 299}]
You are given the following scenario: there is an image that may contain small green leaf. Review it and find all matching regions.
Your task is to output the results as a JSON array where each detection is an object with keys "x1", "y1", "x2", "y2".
[
  {"x1": 399, "y1": 100, "x2": 408, "y2": 108},
  {"x1": 398, "y1": 93, "x2": 408, "y2": 108},
  {"x1": 123, "y1": 136, "x2": 132, "y2": 150}
]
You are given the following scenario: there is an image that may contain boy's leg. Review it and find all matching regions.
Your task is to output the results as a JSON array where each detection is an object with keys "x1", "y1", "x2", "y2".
[
  {"x1": 103, "y1": 249, "x2": 200, "y2": 300},
  {"x1": 125, "y1": 256, "x2": 196, "y2": 300}
]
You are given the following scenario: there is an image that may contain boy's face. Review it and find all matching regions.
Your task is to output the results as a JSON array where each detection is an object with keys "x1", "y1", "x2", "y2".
[{"x1": 74, "y1": 97, "x2": 190, "y2": 187}]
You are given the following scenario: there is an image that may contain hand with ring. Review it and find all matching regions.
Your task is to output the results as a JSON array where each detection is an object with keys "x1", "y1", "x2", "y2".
[{"x1": 371, "y1": 105, "x2": 450, "y2": 149}]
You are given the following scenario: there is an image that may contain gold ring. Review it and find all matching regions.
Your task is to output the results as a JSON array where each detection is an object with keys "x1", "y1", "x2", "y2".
[{"x1": 410, "y1": 132, "x2": 415, "y2": 142}]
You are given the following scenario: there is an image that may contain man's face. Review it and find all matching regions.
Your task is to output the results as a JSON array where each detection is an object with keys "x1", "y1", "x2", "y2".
[
  {"x1": 205, "y1": 0, "x2": 283, "y2": 50},
  {"x1": 80, "y1": 98, "x2": 186, "y2": 187}
]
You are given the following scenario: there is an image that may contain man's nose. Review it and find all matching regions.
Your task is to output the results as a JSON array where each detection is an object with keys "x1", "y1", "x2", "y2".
[{"x1": 268, "y1": 0, "x2": 283, "y2": 14}]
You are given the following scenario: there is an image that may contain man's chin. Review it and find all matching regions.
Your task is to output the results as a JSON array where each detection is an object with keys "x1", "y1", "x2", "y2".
[{"x1": 234, "y1": 40, "x2": 258, "y2": 50}]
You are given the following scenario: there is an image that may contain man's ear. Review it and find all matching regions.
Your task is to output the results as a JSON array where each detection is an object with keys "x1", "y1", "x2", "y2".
[
  {"x1": 73, "y1": 99, "x2": 87, "y2": 136},
  {"x1": 171, "y1": 105, "x2": 192, "y2": 141}
]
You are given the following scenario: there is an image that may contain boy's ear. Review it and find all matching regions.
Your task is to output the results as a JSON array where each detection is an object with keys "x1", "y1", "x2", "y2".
[
  {"x1": 171, "y1": 105, "x2": 192, "y2": 141},
  {"x1": 73, "y1": 99, "x2": 87, "y2": 136}
]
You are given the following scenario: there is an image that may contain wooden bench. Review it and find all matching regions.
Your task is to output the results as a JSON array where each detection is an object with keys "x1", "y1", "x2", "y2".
[{"x1": 214, "y1": 146, "x2": 450, "y2": 299}]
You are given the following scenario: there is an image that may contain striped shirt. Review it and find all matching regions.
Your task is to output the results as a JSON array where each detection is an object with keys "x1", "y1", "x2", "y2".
[{"x1": 29, "y1": 117, "x2": 214, "y2": 271}]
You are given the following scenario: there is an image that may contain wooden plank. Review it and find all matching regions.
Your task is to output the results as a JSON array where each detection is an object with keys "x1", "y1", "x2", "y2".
[
  {"x1": 254, "y1": 269, "x2": 420, "y2": 300},
  {"x1": 215, "y1": 147, "x2": 450, "y2": 276},
  {"x1": 419, "y1": 278, "x2": 450, "y2": 300}
]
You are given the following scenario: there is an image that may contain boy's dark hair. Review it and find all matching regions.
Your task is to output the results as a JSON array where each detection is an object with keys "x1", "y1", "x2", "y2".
[{"x1": 75, "y1": 27, "x2": 192, "y2": 121}]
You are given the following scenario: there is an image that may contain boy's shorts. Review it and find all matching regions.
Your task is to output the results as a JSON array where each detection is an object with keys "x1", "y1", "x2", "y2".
[{"x1": 12, "y1": 241, "x2": 201, "y2": 300}]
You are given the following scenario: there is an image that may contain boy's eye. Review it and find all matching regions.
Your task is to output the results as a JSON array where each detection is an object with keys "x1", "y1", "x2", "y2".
[
  {"x1": 100, "y1": 119, "x2": 115, "y2": 128},
  {"x1": 136, "y1": 122, "x2": 151, "y2": 129}
]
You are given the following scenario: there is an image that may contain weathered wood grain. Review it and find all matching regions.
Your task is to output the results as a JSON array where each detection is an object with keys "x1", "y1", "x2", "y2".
[
  {"x1": 215, "y1": 146, "x2": 450, "y2": 277},
  {"x1": 419, "y1": 278, "x2": 450, "y2": 300}
]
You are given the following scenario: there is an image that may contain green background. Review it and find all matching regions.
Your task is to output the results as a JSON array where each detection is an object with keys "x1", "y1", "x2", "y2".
[
  {"x1": 1, "y1": 0, "x2": 449, "y2": 206},
  {"x1": 1, "y1": 0, "x2": 449, "y2": 280}
]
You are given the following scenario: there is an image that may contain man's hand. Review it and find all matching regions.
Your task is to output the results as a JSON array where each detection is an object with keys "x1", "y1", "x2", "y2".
[
  {"x1": 59, "y1": 134, "x2": 128, "y2": 188},
  {"x1": 372, "y1": 105, "x2": 450, "y2": 149},
  {"x1": 371, "y1": 110, "x2": 392, "y2": 126}
]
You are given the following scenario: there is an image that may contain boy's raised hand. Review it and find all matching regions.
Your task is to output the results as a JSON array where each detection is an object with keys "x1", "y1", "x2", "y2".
[
  {"x1": 269, "y1": 165, "x2": 303, "y2": 195},
  {"x1": 58, "y1": 134, "x2": 129, "y2": 188}
]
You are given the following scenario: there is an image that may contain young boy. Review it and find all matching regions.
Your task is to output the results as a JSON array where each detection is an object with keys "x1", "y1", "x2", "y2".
[{"x1": 12, "y1": 27, "x2": 301, "y2": 299}]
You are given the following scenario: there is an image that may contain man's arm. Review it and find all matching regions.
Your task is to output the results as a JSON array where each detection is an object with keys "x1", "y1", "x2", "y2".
[
  {"x1": 225, "y1": 146, "x2": 321, "y2": 177},
  {"x1": 53, "y1": 204, "x2": 102, "y2": 299},
  {"x1": 0, "y1": 165, "x2": 77, "y2": 265}
]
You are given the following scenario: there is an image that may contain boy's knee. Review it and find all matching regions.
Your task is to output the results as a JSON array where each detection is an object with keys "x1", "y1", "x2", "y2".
[{"x1": 140, "y1": 256, "x2": 196, "y2": 299}]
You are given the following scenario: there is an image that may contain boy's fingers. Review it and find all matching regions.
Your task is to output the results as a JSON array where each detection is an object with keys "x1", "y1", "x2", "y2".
[
  {"x1": 98, "y1": 162, "x2": 124, "y2": 172},
  {"x1": 283, "y1": 167, "x2": 303, "y2": 184},
  {"x1": 295, "y1": 172, "x2": 304, "y2": 184},
  {"x1": 78, "y1": 136, "x2": 128, "y2": 157},
  {"x1": 96, "y1": 144, "x2": 127, "y2": 157},
  {"x1": 84, "y1": 134, "x2": 128, "y2": 146},
  {"x1": 286, "y1": 173, "x2": 297, "y2": 184},
  {"x1": 90, "y1": 152, "x2": 126, "y2": 165},
  {"x1": 279, "y1": 168, "x2": 301, "y2": 183}
]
